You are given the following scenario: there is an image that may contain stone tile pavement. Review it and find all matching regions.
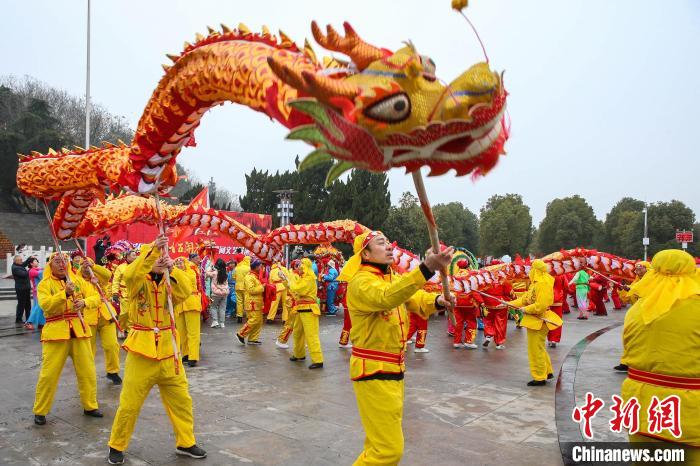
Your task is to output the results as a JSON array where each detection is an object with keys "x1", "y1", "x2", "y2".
[{"x1": 0, "y1": 301, "x2": 629, "y2": 465}]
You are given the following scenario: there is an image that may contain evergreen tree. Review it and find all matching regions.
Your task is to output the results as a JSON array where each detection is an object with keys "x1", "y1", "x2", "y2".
[{"x1": 479, "y1": 194, "x2": 532, "y2": 257}]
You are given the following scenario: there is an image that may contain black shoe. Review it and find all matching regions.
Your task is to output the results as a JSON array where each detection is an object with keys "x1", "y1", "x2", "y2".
[
  {"x1": 108, "y1": 447, "x2": 124, "y2": 465},
  {"x1": 547, "y1": 373, "x2": 554, "y2": 380},
  {"x1": 84, "y1": 409, "x2": 104, "y2": 418},
  {"x1": 236, "y1": 333, "x2": 245, "y2": 345},
  {"x1": 106, "y1": 373, "x2": 122, "y2": 385},
  {"x1": 188, "y1": 360, "x2": 198, "y2": 367},
  {"x1": 237, "y1": 316, "x2": 243, "y2": 323},
  {"x1": 176, "y1": 444, "x2": 207, "y2": 459},
  {"x1": 527, "y1": 380, "x2": 547, "y2": 386},
  {"x1": 613, "y1": 364, "x2": 629, "y2": 372},
  {"x1": 34, "y1": 415, "x2": 46, "y2": 426},
  {"x1": 182, "y1": 355, "x2": 189, "y2": 363},
  {"x1": 309, "y1": 363, "x2": 324, "y2": 370},
  {"x1": 289, "y1": 356, "x2": 306, "y2": 362},
  {"x1": 482, "y1": 337, "x2": 491, "y2": 347},
  {"x1": 247, "y1": 340, "x2": 262, "y2": 346}
]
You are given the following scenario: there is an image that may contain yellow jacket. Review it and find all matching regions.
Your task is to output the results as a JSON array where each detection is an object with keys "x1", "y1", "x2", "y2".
[
  {"x1": 509, "y1": 278, "x2": 555, "y2": 331},
  {"x1": 179, "y1": 260, "x2": 202, "y2": 313},
  {"x1": 621, "y1": 296, "x2": 700, "y2": 445},
  {"x1": 81, "y1": 270, "x2": 116, "y2": 326},
  {"x1": 270, "y1": 263, "x2": 288, "y2": 292},
  {"x1": 38, "y1": 264, "x2": 97, "y2": 342},
  {"x1": 346, "y1": 264, "x2": 438, "y2": 380},
  {"x1": 244, "y1": 271, "x2": 264, "y2": 312},
  {"x1": 235, "y1": 256, "x2": 251, "y2": 291},
  {"x1": 289, "y1": 259, "x2": 319, "y2": 315},
  {"x1": 121, "y1": 243, "x2": 192, "y2": 360},
  {"x1": 111, "y1": 262, "x2": 129, "y2": 301}
]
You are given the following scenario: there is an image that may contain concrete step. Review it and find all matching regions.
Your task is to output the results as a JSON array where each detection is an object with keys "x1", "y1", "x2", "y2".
[{"x1": 0, "y1": 287, "x2": 17, "y2": 301}]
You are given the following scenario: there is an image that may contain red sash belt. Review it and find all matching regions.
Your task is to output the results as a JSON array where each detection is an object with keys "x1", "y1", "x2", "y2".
[
  {"x1": 628, "y1": 368, "x2": 700, "y2": 390},
  {"x1": 352, "y1": 346, "x2": 405, "y2": 365},
  {"x1": 45, "y1": 313, "x2": 79, "y2": 323},
  {"x1": 296, "y1": 299, "x2": 317, "y2": 306},
  {"x1": 131, "y1": 324, "x2": 169, "y2": 334}
]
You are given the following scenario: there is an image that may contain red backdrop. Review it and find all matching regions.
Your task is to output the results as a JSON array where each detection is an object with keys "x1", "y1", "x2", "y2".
[{"x1": 86, "y1": 211, "x2": 272, "y2": 261}]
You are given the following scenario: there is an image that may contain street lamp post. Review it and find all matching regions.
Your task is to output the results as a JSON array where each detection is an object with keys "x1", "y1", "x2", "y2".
[
  {"x1": 642, "y1": 206, "x2": 649, "y2": 261},
  {"x1": 85, "y1": 0, "x2": 91, "y2": 149},
  {"x1": 274, "y1": 189, "x2": 295, "y2": 267}
]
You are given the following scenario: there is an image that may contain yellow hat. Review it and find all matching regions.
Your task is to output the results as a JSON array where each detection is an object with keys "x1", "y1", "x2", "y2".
[
  {"x1": 630, "y1": 249, "x2": 700, "y2": 324},
  {"x1": 528, "y1": 259, "x2": 554, "y2": 286},
  {"x1": 337, "y1": 231, "x2": 383, "y2": 282}
]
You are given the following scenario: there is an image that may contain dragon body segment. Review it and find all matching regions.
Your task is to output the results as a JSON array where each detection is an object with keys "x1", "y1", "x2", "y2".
[
  {"x1": 18, "y1": 21, "x2": 508, "y2": 200},
  {"x1": 70, "y1": 194, "x2": 638, "y2": 292}
]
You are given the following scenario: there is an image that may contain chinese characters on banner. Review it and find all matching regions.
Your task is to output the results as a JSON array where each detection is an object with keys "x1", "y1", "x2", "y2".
[{"x1": 572, "y1": 392, "x2": 682, "y2": 439}]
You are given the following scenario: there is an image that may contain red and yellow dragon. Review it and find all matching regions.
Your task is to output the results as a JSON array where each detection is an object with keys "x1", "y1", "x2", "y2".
[{"x1": 16, "y1": 21, "x2": 508, "y2": 238}]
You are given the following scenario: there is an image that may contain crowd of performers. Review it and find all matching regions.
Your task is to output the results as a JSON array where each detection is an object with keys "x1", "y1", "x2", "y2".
[{"x1": 25, "y1": 228, "x2": 699, "y2": 465}]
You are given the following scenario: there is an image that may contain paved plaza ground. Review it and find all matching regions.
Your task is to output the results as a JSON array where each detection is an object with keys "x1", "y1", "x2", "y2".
[{"x1": 0, "y1": 299, "x2": 628, "y2": 465}]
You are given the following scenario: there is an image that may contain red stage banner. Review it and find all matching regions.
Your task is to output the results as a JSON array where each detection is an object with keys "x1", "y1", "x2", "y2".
[{"x1": 85, "y1": 211, "x2": 272, "y2": 261}]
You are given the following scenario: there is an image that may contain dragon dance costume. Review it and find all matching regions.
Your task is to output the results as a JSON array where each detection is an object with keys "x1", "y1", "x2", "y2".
[
  {"x1": 175, "y1": 259, "x2": 203, "y2": 364},
  {"x1": 482, "y1": 281, "x2": 514, "y2": 347},
  {"x1": 267, "y1": 262, "x2": 290, "y2": 322},
  {"x1": 508, "y1": 260, "x2": 559, "y2": 384},
  {"x1": 235, "y1": 256, "x2": 251, "y2": 319},
  {"x1": 237, "y1": 262, "x2": 265, "y2": 343},
  {"x1": 108, "y1": 242, "x2": 198, "y2": 453},
  {"x1": 621, "y1": 250, "x2": 700, "y2": 454},
  {"x1": 288, "y1": 258, "x2": 324, "y2": 366},
  {"x1": 33, "y1": 257, "x2": 100, "y2": 418},
  {"x1": 82, "y1": 264, "x2": 121, "y2": 379},
  {"x1": 343, "y1": 231, "x2": 442, "y2": 465}
]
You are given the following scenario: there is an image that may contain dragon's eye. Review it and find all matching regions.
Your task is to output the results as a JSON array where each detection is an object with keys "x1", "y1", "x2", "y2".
[{"x1": 363, "y1": 93, "x2": 411, "y2": 123}]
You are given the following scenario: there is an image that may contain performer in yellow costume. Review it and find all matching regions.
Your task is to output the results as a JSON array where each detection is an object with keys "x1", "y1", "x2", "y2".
[
  {"x1": 111, "y1": 248, "x2": 138, "y2": 336},
  {"x1": 619, "y1": 260, "x2": 651, "y2": 306},
  {"x1": 236, "y1": 259, "x2": 264, "y2": 345},
  {"x1": 173, "y1": 256, "x2": 203, "y2": 367},
  {"x1": 107, "y1": 235, "x2": 206, "y2": 465},
  {"x1": 32, "y1": 252, "x2": 102, "y2": 426},
  {"x1": 614, "y1": 260, "x2": 651, "y2": 373},
  {"x1": 286, "y1": 258, "x2": 324, "y2": 369},
  {"x1": 79, "y1": 259, "x2": 122, "y2": 385},
  {"x1": 267, "y1": 261, "x2": 290, "y2": 323},
  {"x1": 508, "y1": 259, "x2": 560, "y2": 386},
  {"x1": 275, "y1": 260, "x2": 299, "y2": 350},
  {"x1": 234, "y1": 255, "x2": 251, "y2": 322},
  {"x1": 621, "y1": 250, "x2": 700, "y2": 455},
  {"x1": 344, "y1": 231, "x2": 454, "y2": 466}
]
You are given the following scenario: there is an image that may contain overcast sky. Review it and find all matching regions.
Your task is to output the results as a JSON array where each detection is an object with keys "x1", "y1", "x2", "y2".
[{"x1": 2, "y1": 0, "x2": 698, "y2": 223}]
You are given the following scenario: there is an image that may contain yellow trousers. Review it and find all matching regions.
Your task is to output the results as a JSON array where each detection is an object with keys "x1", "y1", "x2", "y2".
[
  {"x1": 238, "y1": 309, "x2": 263, "y2": 341},
  {"x1": 527, "y1": 325, "x2": 553, "y2": 381},
  {"x1": 176, "y1": 311, "x2": 201, "y2": 361},
  {"x1": 108, "y1": 352, "x2": 195, "y2": 451},
  {"x1": 33, "y1": 338, "x2": 98, "y2": 415},
  {"x1": 90, "y1": 318, "x2": 121, "y2": 374},
  {"x1": 118, "y1": 298, "x2": 130, "y2": 331},
  {"x1": 353, "y1": 379, "x2": 405, "y2": 466},
  {"x1": 267, "y1": 288, "x2": 289, "y2": 321},
  {"x1": 278, "y1": 310, "x2": 297, "y2": 343},
  {"x1": 235, "y1": 290, "x2": 245, "y2": 318},
  {"x1": 292, "y1": 312, "x2": 323, "y2": 364}
]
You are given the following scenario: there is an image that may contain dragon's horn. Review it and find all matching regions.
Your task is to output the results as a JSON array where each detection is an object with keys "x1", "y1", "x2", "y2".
[
  {"x1": 301, "y1": 71, "x2": 357, "y2": 101},
  {"x1": 268, "y1": 57, "x2": 358, "y2": 106},
  {"x1": 311, "y1": 21, "x2": 386, "y2": 71}
]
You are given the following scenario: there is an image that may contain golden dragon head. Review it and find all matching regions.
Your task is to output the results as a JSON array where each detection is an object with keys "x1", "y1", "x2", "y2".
[{"x1": 269, "y1": 21, "x2": 508, "y2": 184}]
